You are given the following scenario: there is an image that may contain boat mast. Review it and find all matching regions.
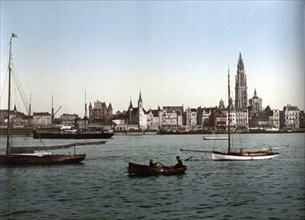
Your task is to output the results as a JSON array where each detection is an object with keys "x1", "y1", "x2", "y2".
[
  {"x1": 227, "y1": 68, "x2": 231, "y2": 153},
  {"x1": 28, "y1": 93, "x2": 32, "y2": 127},
  {"x1": 85, "y1": 89, "x2": 88, "y2": 128},
  {"x1": 6, "y1": 33, "x2": 17, "y2": 155},
  {"x1": 51, "y1": 94, "x2": 54, "y2": 126}
]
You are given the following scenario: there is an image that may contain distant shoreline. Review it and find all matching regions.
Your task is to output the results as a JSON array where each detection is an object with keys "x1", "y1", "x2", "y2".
[{"x1": 1, "y1": 128, "x2": 304, "y2": 136}]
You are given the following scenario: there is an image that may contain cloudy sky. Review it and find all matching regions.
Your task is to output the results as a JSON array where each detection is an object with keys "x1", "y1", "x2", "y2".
[{"x1": 1, "y1": 1, "x2": 304, "y2": 116}]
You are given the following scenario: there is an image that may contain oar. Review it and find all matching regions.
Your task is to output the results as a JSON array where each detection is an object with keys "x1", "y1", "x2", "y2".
[
  {"x1": 184, "y1": 156, "x2": 192, "y2": 161},
  {"x1": 180, "y1": 148, "x2": 212, "y2": 153},
  {"x1": 157, "y1": 161, "x2": 165, "y2": 167}
]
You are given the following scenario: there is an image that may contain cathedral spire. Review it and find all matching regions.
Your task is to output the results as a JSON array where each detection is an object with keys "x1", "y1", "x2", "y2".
[
  {"x1": 138, "y1": 91, "x2": 143, "y2": 108},
  {"x1": 139, "y1": 91, "x2": 142, "y2": 103},
  {"x1": 237, "y1": 52, "x2": 244, "y2": 71},
  {"x1": 235, "y1": 52, "x2": 248, "y2": 109},
  {"x1": 129, "y1": 97, "x2": 133, "y2": 109}
]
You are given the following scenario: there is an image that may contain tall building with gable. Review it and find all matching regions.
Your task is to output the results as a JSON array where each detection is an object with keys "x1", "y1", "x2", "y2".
[
  {"x1": 125, "y1": 91, "x2": 147, "y2": 130},
  {"x1": 235, "y1": 53, "x2": 248, "y2": 109},
  {"x1": 249, "y1": 89, "x2": 263, "y2": 114},
  {"x1": 88, "y1": 100, "x2": 113, "y2": 125},
  {"x1": 282, "y1": 104, "x2": 300, "y2": 129}
]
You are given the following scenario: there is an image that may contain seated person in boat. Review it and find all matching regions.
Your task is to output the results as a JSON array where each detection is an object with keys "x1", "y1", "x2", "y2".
[
  {"x1": 149, "y1": 159, "x2": 157, "y2": 167},
  {"x1": 173, "y1": 156, "x2": 183, "y2": 168}
]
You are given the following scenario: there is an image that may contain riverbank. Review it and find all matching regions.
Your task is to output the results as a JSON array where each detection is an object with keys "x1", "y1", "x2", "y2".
[{"x1": 1, "y1": 128, "x2": 304, "y2": 136}]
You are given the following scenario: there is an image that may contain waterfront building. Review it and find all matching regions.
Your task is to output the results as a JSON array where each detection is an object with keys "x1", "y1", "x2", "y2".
[
  {"x1": 249, "y1": 89, "x2": 263, "y2": 115},
  {"x1": 137, "y1": 92, "x2": 147, "y2": 130},
  {"x1": 234, "y1": 108, "x2": 249, "y2": 130},
  {"x1": 300, "y1": 111, "x2": 305, "y2": 129},
  {"x1": 235, "y1": 53, "x2": 248, "y2": 109},
  {"x1": 267, "y1": 109, "x2": 280, "y2": 130},
  {"x1": 89, "y1": 100, "x2": 113, "y2": 125},
  {"x1": 196, "y1": 107, "x2": 217, "y2": 130},
  {"x1": 125, "y1": 92, "x2": 147, "y2": 130},
  {"x1": 112, "y1": 119, "x2": 127, "y2": 131},
  {"x1": 214, "y1": 109, "x2": 227, "y2": 130},
  {"x1": 0, "y1": 110, "x2": 8, "y2": 125},
  {"x1": 249, "y1": 112, "x2": 270, "y2": 129},
  {"x1": 126, "y1": 99, "x2": 137, "y2": 129},
  {"x1": 60, "y1": 113, "x2": 79, "y2": 128},
  {"x1": 248, "y1": 106, "x2": 278, "y2": 130},
  {"x1": 160, "y1": 106, "x2": 184, "y2": 129},
  {"x1": 185, "y1": 107, "x2": 197, "y2": 129},
  {"x1": 282, "y1": 104, "x2": 300, "y2": 129},
  {"x1": 33, "y1": 112, "x2": 52, "y2": 128},
  {"x1": 227, "y1": 110, "x2": 236, "y2": 128},
  {"x1": 112, "y1": 112, "x2": 127, "y2": 131},
  {"x1": 219, "y1": 99, "x2": 225, "y2": 109},
  {"x1": 0, "y1": 107, "x2": 30, "y2": 127},
  {"x1": 146, "y1": 108, "x2": 160, "y2": 130},
  {"x1": 201, "y1": 108, "x2": 209, "y2": 128}
]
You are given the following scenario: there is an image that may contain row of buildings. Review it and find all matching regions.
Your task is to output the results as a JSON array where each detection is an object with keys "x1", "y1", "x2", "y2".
[
  {"x1": 112, "y1": 91, "x2": 304, "y2": 132},
  {"x1": 0, "y1": 90, "x2": 303, "y2": 132},
  {"x1": 0, "y1": 100, "x2": 113, "y2": 130},
  {"x1": 0, "y1": 53, "x2": 304, "y2": 132}
]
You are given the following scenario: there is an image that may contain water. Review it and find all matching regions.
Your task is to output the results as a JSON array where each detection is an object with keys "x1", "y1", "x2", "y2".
[{"x1": 0, "y1": 133, "x2": 304, "y2": 219}]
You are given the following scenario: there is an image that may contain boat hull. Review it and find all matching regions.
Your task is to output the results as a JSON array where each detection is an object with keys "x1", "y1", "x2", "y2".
[
  {"x1": 212, "y1": 151, "x2": 280, "y2": 161},
  {"x1": 33, "y1": 130, "x2": 114, "y2": 139},
  {"x1": 203, "y1": 136, "x2": 228, "y2": 140},
  {"x1": 128, "y1": 162, "x2": 187, "y2": 176},
  {"x1": 0, "y1": 154, "x2": 86, "y2": 165}
]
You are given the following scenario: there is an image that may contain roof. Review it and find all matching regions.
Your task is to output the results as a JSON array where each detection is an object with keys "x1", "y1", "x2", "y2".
[
  {"x1": 285, "y1": 105, "x2": 299, "y2": 111},
  {"x1": 125, "y1": 107, "x2": 147, "y2": 116},
  {"x1": 252, "y1": 89, "x2": 260, "y2": 99},
  {"x1": 33, "y1": 112, "x2": 51, "y2": 116},
  {"x1": 148, "y1": 109, "x2": 159, "y2": 117},
  {"x1": 163, "y1": 106, "x2": 184, "y2": 113}
]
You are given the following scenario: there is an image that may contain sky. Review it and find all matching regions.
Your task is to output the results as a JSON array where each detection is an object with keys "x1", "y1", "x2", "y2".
[{"x1": 1, "y1": 1, "x2": 304, "y2": 116}]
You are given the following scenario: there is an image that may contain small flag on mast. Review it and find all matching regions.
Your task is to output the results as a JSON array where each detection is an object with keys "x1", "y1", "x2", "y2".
[{"x1": 12, "y1": 33, "x2": 17, "y2": 38}]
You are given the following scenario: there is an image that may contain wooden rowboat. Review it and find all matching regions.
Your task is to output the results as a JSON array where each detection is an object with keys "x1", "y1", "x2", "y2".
[
  {"x1": 128, "y1": 162, "x2": 187, "y2": 176},
  {"x1": 0, "y1": 154, "x2": 86, "y2": 165}
]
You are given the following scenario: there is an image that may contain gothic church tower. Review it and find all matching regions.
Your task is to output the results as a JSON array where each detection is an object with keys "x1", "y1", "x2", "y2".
[
  {"x1": 235, "y1": 53, "x2": 248, "y2": 108},
  {"x1": 138, "y1": 91, "x2": 143, "y2": 109}
]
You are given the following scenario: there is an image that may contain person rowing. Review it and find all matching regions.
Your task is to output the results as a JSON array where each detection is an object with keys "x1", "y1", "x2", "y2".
[
  {"x1": 149, "y1": 159, "x2": 157, "y2": 167},
  {"x1": 173, "y1": 156, "x2": 183, "y2": 168}
]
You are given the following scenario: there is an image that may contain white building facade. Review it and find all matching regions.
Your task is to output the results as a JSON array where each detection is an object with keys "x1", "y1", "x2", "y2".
[
  {"x1": 284, "y1": 105, "x2": 300, "y2": 129},
  {"x1": 33, "y1": 112, "x2": 52, "y2": 128}
]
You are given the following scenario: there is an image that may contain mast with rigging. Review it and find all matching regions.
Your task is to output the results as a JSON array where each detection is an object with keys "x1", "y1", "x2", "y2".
[
  {"x1": 227, "y1": 68, "x2": 231, "y2": 153},
  {"x1": 6, "y1": 33, "x2": 17, "y2": 155},
  {"x1": 210, "y1": 66, "x2": 284, "y2": 160},
  {"x1": 0, "y1": 33, "x2": 87, "y2": 165}
]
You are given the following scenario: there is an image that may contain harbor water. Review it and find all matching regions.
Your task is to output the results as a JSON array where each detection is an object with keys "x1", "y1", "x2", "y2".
[{"x1": 0, "y1": 133, "x2": 304, "y2": 219}]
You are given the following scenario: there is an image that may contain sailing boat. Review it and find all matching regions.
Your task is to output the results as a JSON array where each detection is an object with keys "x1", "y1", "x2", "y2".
[
  {"x1": 211, "y1": 69, "x2": 286, "y2": 161},
  {"x1": 0, "y1": 33, "x2": 86, "y2": 165}
]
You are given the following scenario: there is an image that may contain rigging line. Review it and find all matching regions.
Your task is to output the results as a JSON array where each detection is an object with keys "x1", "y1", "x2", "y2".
[
  {"x1": 11, "y1": 65, "x2": 29, "y2": 114},
  {"x1": 229, "y1": 132, "x2": 232, "y2": 149},
  {"x1": 0, "y1": 72, "x2": 8, "y2": 105},
  {"x1": 39, "y1": 138, "x2": 48, "y2": 152},
  {"x1": 212, "y1": 137, "x2": 217, "y2": 151},
  {"x1": 0, "y1": 44, "x2": 11, "y2": 109},
  {"x1": 0, "y1": 42, "x2": 10, "y2": 70},
  {"x1": 12, "y1": 81, "x2": 20, "y2": 110},
  {"x1": 11, "y1": 72, "x2": 23, "y2": 113},
  {"x1": 239, "y1": 132, "x2": 243, "y2": 148}
]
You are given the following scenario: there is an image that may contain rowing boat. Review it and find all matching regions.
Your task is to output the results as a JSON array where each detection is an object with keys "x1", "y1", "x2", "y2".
[{"x1": 128, "y1": 162, "x2": 186, "y2": 176}]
